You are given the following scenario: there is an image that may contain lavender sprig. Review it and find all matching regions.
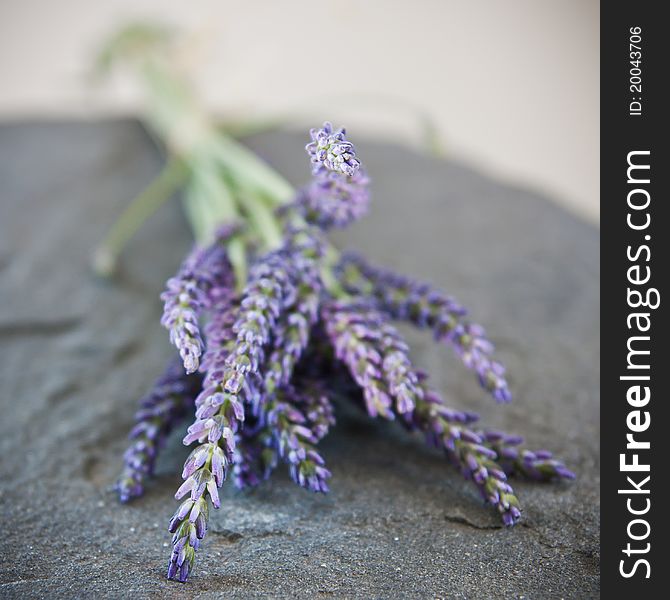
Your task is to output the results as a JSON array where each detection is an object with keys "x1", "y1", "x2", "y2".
[
  {"x1": 161, "y1": 225, "x2": 236, "y2": 373},
  {"x1": 322, "y1": 300, "x2": 395, "y2": 420},
  {"x1": 306, "y1": 121, "x2": 360, "y2": 177},
  {"x1": 116, "y1": 359, "x2": 201, "y2": 503},
  {"x1": 167, "y1": 300, "x2": 240, "y2": 582},
  {"x1": 322, "y1": 300, "x2": 423, "y2": 418},
  {"x1": 337, "y1": 253, "x2": 511, "y2": 403},
  {"x1": 410, "y1": 387, "x2": 522, "y2": 526},
  {"x1": 378, "y1": 320, "x2": 424, "y2": 415},
  {"x1": 480, "y1": 430, "x2": 576, "y2": 481},
  {"x1": 233, "y1": 378, "x2": 335, "y2": 492},
  {"x1": 318, "y1": 304, "x2": 520, "y2": 524},
  {"x1": 239, "y1": 227, "x2": 327, "y2": 488},
  {"x1": 222, "y1": 255, "x2": 289, "y2": 393},
  {"x1": 168, "y1": 241, "x2": 299, "y2": 581},
  {"x1": 295, "y1": 169, "x2": 370, "y2": 230},
  {"x1": 298, "y1": 378, "x2": 336, "y2": 442},
  {"x1": 295, "y1": 121, "x2": 368, "y2": 230},
  {"x1": 267, "y1": 386, "x2": 333, "y2": 492},
  {"x1": 262, "y1": 227, "x2": 323, "y2": 398}
]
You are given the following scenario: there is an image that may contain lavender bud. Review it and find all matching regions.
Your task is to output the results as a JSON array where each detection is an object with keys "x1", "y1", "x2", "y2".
[
  {"x1": 337, "y1": 253, "x2": 512, "y2": 403},
  {"x1": 481, "y1": 432, "x2": 576, "y2": 482},
  {"x1": 271, "y1": 386, "x2": 333, "y2": 493},
  {"x1": 322, "y1": 300, "x2": 423, "y2": 418},
  {"x1": 408, "y1": 383, "x2": 522, "y2": 526},
  {"x1": 115, "y1": 359, "x2": 200, "y2": 503},
  {"x1": 305, "y1": 121, "x2": 360, "y2": 177},
  {"x1": 263, "y1": 228, "x2": 323, "y2": 399},
  {"x1": 296, "y1": 170, "x2": 370, "y2": 230},
  {"x1": 161, "y1": 226, "x2": 237, "y2": 373}
]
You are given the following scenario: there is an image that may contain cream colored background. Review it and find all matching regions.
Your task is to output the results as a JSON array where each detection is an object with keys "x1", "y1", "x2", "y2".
[{"x1": 0, "y1": 0, "x2": 599, "y2": 223}]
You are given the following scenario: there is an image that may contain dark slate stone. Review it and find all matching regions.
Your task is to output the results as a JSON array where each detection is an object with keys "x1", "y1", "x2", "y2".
[{"x1": 0, "y1": 120, "x2": 599, "y2": 599}]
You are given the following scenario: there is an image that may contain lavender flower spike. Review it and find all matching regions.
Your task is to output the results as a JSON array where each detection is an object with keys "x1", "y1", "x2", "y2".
[
  {"x1": 306, "y1": 121, "x2": 360, "y2": 177},
  {"x1": 231, "y1": 221, "x2": 325, "y2": 489},
  {"x1": 296, "y1": 169, "x2": 371, "y2": 230},
  {"x1": 116, "y1": 359, "x2": 201, "y2": 503},
  {"x1": 161, "y1": 225, "x2": 236, "y2": 373},
  {"x1": 322, "y1": 300, "x2": 423, "y2": 418},
  {"x1": 267, "y1": 385, "x2": 334, "y2": 493},
  {"x1": 236, "y1": 227, "x2": 326, "y2": 488},
  {"x1": 295, "y1": 122, "x2": 370, "y2": 229},
  {"x1": 338, "y1": 253, "x2": 512, "y2": 403},
  {"x1": 263, "y1": 227, "x2": 323, "y2": 397},
  {"x1": 480, "y1": 430, "x2": 576, "y2": 482},
  {"x1": 225, "y1": 249, "x2": 298, "y2": 390},
  {"x1": 167, "y1": 300, "x2": 240, "y2": 583},
  {"x1": 168, "y1": 247, "x2": 297, "y2": 582},
  {"x1": 410, "y1": 387, "x2": 522, "y2": 526}
]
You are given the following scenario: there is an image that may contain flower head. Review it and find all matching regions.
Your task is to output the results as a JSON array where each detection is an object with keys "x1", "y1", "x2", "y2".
[
  {"x1": 263, "y1": 227, "x2": 323, "y2": 396},
  {"x1": 161, "y1": 225, "x2": 236, "y2": 373},
  {"x1": 297, "y1": 169, "x2": 370, "y2": 229},
  {"x1": 481, "y1": 430, "x2": 576, "y2": 481},
  {"x1": 267, "y1": 384, "x2": 334, "y2": 493},
  {"x1": 409, "y1": 384, "x2": 522, "y2": 526},
  {"x1": 321, "y1": 300, "x2": 423, "y2": 419},
  {"x1": 337, "y1": 253, "x2": 512, "y2": 403},
  {"x1": 306, "y1": 121, "x2": 361, "y2": 177},
  {"x1": 116, "y1": 359, "x2": 200, "y2": 502}
]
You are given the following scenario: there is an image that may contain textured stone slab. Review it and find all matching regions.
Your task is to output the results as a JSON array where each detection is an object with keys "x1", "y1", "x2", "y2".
[{"x1": 0, "y1": 121, "x2": 599, "y2": 598}]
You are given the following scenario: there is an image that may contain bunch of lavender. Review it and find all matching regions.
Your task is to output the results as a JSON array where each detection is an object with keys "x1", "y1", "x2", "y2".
[{"x1": 109, "y1": 119, "x2": 574, "y2": 582}]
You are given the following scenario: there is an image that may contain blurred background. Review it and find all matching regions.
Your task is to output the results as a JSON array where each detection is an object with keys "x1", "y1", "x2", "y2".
[{"x1": 0, "y1": 0, "x2": 599, "y2": 223}]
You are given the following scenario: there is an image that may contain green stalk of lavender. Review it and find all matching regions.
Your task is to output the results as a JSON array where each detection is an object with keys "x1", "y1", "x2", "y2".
[
  {"x1": 92, "y1": 24, "x2": 294, "y2": 282},
  {"x1": 92, "y1": 157, "x2": 188, "y2": 276}
]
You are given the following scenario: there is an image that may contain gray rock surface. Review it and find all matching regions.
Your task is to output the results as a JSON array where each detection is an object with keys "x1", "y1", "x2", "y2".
[{"x1": 0, "y1": 121, "x2": 599, "y2": 599}]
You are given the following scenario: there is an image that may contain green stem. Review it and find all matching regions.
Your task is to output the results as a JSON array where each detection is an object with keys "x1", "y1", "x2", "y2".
[
  {"x1": 227, "y1": 237, "x2": 248, "y2": 293},
  {"x1": 239, "y1": 192, "x2": 284, "y2": 250},
  {"x1": 185, "y1": 160, "x2": 248, "y2": 289},
  {"x1": 321, "y1": 244, "x2": 352, "y2": 300},
  {"x1": 209, "y1": 135, "x2": 294, "y2": 207},
  {"x1": 182, "y1": 178, "x2": 209, "y2": 244},
  {"x1": 189, "y1": 159, "x2": 239, "y2": 242},
  {"x1": 92, "y1": 157, "x2": 188, "y2": 276}
]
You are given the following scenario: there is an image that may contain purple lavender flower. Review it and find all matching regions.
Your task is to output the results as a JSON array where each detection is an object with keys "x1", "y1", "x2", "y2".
[
  {"x1": 167, "y1": 297, "x2": 240, "y2": 583},
  {"x1": 263, "y1": 227, "x2": 323, "y2": 397},
  {"x1": 298, "y1": 379, "x2": 336, "y2": 441},
  {"x1": 480, "y1": 430, "x2": 576, "y2": 481},
  {"x1": 308, "y1": 331, "x2": 572, "y2": 527},
  {"x1": 322, "y1": 300, "x2": 423, "y2": 418},
  {"x1": 239, "y1": 229, "x2": 328, "y2": 490},
  {"x1": 409, "y1": 386, "x2": 522, "y2": 526},
  {"x1": 168, "y1": 236, "x2": 307, "y2": 581},
  {"x1": 295, "y1": 122, "x2": 369, "y2": 230},
  {"x1": 266, "y1": 385, "x2": 334, "y2": 492},
  {"x1": 167, "y1": 495, "x2": 208, "y2": 581},
  {"x1": 161, "y1": 225, "x2": 236, "y2": 373},
  {"x1": 233, "y1": 375, "x2": 335, "y2": 493},
  {"x1": 225, "y1": 250, "x2": 297, "y2": 386},
  {"x1": 306, "y1": 121, "x2": 360, "y2": 177},
  {"x1": 337, "y1": 253, "x2": 512, "y2": 403},
  {"x1": 116, "y1": 359, "x2": 201, "y2": 503},
  {"x1": 231, "y1": 230, "x2": 324, "y2": 491},
  {"x1": 321, "y1": 300, "x2": 394, "y2": 420},
  {"x1": 296, "y1": 169, "x2": 370, "y2": 230},
  {"x1": 378, "y1": 321, "x2": 424, "y2": 415}
]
